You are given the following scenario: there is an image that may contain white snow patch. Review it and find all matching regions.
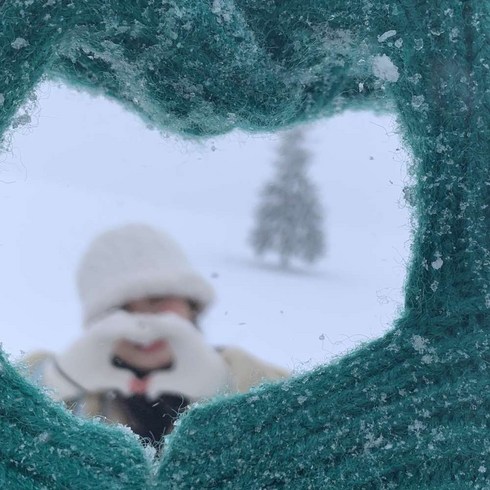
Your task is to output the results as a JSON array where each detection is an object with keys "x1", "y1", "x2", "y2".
[
  {"x1": 364, "y1": 433, "x2": 384, "y2": 452},
  {"x1": 372, "y1": 55, "x2": 399, "y2": 83},
  {"x1": 0, "y1": 94, "x2": 4, "y2": 106},
  {"x1": 411, "y1": 95, "x2": 426, "y2": 110},
  {"x1": 408, "y1": 419, "x2": 426, "y2": 433},
  {"x1": 378, "y1": 30, "x2": 397, "y2": 43},
  {"x1": 431, "y1": 256, "x2": 443, "y2": 270},
  {"x1": 412, "y1": 335, "x2": 429, "y2": 354},
  {"x1": 11, "y1": 38, "x2": 29, "y2": 50},
  {"x1": 449, "y1": 28, "x2": 459, "y2": 42},
  {"x1": 211, "y1": 0, "x2": 232, "y2": 22},
  {"x1": 36, "y1": 432, "x2": 51, "y2": 443},
  {"x1": 408, "y1": 73, "x2": 422, "y2": 85},
  {"x1": 211, "y1": 0, "x2": 222, "y2": 12},
  {"x1": 143, "y1": 443, "x2": 157, "y2": 463}
]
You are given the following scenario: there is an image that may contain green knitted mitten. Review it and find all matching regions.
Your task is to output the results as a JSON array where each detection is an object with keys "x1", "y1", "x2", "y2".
[{"x1": 0, "y1": 351, "x2": 151, "y2": 489}]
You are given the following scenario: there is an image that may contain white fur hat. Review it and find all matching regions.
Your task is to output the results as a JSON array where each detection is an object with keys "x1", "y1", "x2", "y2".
[{"x1": 77, "y1": 224, "x2": 215, "y2": 326}]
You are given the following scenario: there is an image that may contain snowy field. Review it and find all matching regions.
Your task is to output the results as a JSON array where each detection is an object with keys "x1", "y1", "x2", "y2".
[{"x1": 0, "y1": 82, "x2": 412, "y2": 373}]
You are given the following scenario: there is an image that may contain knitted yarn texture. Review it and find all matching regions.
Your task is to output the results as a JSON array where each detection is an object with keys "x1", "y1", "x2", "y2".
[
  {"x1": 0, "y1": 351, "x2": 151, "y2": 489},
  {"x1": 0, "y1": 0, "x2": 489, "y2": 488}
]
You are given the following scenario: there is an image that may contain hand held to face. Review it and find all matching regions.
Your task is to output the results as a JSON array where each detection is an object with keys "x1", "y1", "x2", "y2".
[{"x1": 45, "y1": 310, "x2": 231, "y2": 401}]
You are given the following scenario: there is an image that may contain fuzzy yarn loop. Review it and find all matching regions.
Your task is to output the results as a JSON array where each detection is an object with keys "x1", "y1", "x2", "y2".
[{"x1": 0, "y1": 0, "x2": 489, "y2": 488}]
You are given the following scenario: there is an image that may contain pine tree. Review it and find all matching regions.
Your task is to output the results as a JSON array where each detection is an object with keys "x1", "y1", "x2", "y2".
[{"x1": 250, "y1": 128, "x2": 325, "y2": 268}]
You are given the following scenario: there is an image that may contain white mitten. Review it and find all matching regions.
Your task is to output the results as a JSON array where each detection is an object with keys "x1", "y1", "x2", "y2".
[
  {"x1": 143, "y1": 314, "x2": 232, "y2": 400},
  {"x1": 43, "y1": 311, "x2": 139, "y2": 400},
  {"x1": 44, "y1": 311, "x2": 232, "y2": 402}
]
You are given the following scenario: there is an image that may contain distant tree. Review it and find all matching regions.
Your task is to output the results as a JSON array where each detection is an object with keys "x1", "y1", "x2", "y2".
[{"x1": 250, "y1": 127, "x2": 325, "y2": 268}]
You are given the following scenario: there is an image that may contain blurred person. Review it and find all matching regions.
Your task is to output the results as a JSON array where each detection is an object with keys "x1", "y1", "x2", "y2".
[{"x1": 25, "y1": 223, "x2": 288, "y2": 448}]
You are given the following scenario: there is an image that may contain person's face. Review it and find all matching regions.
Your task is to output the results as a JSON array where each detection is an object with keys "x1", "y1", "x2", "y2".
[
  {"x1": 123, "y1": 296, "x2": 195, "y2": 319},
  {"x1": 113, "y1": 296, "x2": 196, "y2": 371}
]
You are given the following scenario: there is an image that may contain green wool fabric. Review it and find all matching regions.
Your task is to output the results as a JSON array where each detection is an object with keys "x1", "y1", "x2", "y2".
[{"x1": 1, "y1": 0, "x2": 489, "y2": 488}]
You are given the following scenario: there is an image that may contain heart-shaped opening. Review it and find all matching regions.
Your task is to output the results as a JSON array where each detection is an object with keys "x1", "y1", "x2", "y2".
[{"x1": 1, "y1": 82, "x2": 410, "y2": 374}]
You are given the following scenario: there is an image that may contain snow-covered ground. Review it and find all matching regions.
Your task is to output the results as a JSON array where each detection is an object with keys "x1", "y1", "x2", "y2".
[{"x1": 0, "y1": 82, "x2": 412, "y2": 373}]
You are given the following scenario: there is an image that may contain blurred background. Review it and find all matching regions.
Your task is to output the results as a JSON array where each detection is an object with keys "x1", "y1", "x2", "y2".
[{"x1": 0, "y1": 81, "x2": 411, "y2": 372}]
